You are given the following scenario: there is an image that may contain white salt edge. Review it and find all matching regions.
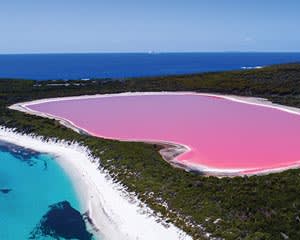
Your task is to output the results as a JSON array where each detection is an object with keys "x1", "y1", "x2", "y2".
[{"x1": 9, "y1": 91, "x2": 300, "y2": 175}]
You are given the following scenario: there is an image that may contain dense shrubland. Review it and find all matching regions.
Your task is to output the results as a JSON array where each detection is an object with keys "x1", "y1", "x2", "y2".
[{"x1": 1, "y1": 63, "x2": 300, "y2": 239}]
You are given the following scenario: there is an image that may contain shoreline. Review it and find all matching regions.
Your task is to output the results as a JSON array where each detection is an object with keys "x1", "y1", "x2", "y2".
[
  {"x1": 0, "y1": 127, "x2": 192, "y2": 240},
  {"x1": 10, "y1": 91, "x2": 300, "y2": 176}
]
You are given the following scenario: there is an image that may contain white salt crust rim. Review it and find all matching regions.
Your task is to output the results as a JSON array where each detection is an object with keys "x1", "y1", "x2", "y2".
[{"x1": 10, "y1": 91, "x2": 300, "y2": 176}]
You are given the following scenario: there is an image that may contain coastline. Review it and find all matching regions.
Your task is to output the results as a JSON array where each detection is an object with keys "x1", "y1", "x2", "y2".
[
  {"x1": 0, "y1": 126, "x2": 192, "y2": 240},
  {"x1": 10, "y1": 91, "x2": 300, "y2": 176}
]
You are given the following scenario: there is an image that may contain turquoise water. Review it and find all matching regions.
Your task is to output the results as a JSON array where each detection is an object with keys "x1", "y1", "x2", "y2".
[{"x1": 0, "y1": 141, "x2": 93, "y2": 239}]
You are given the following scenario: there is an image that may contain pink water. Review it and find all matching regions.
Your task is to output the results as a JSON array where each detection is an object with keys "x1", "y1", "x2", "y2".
[{"x1": 27, "y1": 93, "x2": 300, "y2": 173}]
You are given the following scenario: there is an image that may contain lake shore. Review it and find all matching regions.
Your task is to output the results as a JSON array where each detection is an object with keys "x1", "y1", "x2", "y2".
[
  {"x1": 0, "y1": 126, "x2": 192, "y2": 240},
  {"x1": 10, "y1": 91, "x2": 300, "y2": 176}
]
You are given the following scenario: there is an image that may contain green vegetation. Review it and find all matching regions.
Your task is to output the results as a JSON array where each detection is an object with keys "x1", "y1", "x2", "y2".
[{"x1": 1, "y1": 63, "x2": 300, "y2": 239}]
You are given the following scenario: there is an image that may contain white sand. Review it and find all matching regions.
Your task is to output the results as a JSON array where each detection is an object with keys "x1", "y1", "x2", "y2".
[{"x1": 0, "y1": 127, "x2": 192, "y2": 240}]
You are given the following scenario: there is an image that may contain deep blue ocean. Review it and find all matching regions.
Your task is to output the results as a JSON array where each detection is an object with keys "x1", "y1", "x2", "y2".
[
  {"x1": 0, "y1": 141, "x2": 95, "y2": 240},
  {"x1": 0, "y1": 52, "x2": 300, "y2": 80}
]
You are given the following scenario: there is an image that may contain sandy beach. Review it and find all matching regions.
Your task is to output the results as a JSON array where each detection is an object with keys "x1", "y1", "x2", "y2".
[
  {"x1": 0, "y1": 127, "x2": 192, "y2": 240},
  {"x1": 9, "y1": 91, "x2": 300, "y2": 176}
]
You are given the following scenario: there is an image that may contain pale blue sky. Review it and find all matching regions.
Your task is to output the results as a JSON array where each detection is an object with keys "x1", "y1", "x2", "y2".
[{"x1": 1, "y1": 0, "x2": 299, "y2": 53}]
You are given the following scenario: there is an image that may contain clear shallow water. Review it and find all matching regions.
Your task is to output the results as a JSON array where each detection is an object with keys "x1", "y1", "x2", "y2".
[
  {"x1": 0, "y1": 52, "x2": 300, "y2": 80},
  {"x1": 27, "y1": 93, "x2": 300, "y2": 173},
  {"x1": 0, "y1": 142, "x2": 92, "y2": 239}
]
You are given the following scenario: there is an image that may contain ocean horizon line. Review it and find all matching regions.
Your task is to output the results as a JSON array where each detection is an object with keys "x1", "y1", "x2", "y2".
[{"x1": 1, "y1": 51, "x2": 300, "y2": 55}]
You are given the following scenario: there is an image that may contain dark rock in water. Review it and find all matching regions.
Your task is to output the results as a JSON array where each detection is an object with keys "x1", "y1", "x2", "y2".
[
  {"x1": 0, "y1": 140, "x2": 41, "y2": 167},
  {"x1": 29, "y1": 201, "x2": 93, "y2": 240},
  {"x1": 0, "y1": 188, "x2": 12, "y2": 194}
]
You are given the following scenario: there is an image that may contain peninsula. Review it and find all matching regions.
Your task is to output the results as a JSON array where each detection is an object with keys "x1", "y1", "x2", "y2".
[{"x1": 1, "y1": 63, "x2": 300, "y2": 239}]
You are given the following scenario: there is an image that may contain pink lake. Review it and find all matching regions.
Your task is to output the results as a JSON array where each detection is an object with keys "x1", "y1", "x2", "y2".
[{"x1": 26, "y1": 93, "x2": 300, "y2": 174}]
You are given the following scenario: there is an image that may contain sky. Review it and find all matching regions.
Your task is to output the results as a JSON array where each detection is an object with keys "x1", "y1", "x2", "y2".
[{"x1": 0, "y1": 0, "x2": 300, "y2": 53}]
